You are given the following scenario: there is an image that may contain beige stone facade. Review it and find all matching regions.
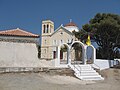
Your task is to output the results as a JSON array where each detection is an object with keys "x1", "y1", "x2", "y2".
[{"x1": 41, "y1": 20, "x2": 79, "y2": 60}]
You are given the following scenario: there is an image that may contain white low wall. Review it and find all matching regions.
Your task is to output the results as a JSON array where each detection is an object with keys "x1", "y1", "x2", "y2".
[
  {"x1": 94, "y1": 59, "x2": 119, "y2": 70},
  {"x1": 0, "y1": 42, "x2": 41, "y2": 67}
]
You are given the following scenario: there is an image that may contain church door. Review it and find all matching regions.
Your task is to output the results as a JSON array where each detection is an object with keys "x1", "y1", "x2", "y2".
[
  {"x1": 53, "y1": 51, "x2": 56, "y2": 59},
  {"x1": 60, "y1": 50, "x2": 63, "y2": 59}
]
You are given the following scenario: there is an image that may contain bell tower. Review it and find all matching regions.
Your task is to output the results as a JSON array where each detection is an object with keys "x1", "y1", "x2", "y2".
[
  {"x1": 42, "y1": 20, "x2": 54, "y2": 35},
  {"x1": 41, "y1": 20, "x2": 54, "y2": 59}
]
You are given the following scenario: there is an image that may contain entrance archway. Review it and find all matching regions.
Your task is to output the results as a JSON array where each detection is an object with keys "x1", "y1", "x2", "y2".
[
  {"x1": 86, "y1": 46, "x2": 93, "y2": 64},
  {"x1": 86, "y1": 45, "x2": 96, "y2": 64},
  {"x1": 59, "y1": 43, "x2": 70, "y2": 64},
  {"x1": 55, "y1": 41, "x2": 96, "y2": 67},
  {"x1": 70, "y1": 41, "x2": 85, "y2": 64}
]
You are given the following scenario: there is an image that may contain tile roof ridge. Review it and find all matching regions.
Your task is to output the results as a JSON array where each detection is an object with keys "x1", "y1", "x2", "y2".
[
  {"x1": 0, "y1": 28, "x2": 39, "y2": 37},
  {"x1": 16, "y1": 28, "x2": 38, "y2": 36},
  {"x1": 0, "y1": 28, "x2": 17, "y2": 33}
]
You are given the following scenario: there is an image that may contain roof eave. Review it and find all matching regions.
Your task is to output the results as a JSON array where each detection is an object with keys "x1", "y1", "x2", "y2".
[{"x1": 0, "y1": 34, "x2": 40, "y2": 38}]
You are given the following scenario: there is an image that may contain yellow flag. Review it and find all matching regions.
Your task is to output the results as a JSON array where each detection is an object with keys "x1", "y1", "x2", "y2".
[{"x1": 86, "y1": 35, "x2": 91, "y2": 46}]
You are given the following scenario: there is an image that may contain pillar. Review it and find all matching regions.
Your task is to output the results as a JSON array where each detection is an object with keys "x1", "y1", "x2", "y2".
[
  {"x1": 55, "y1": 46, "x2": 60, "y2": 66},
  {"x1": 92, "y1": 47, "x2": 96, "y2": 64},
  {"x1": 67, "y1": 48, "x2": 71, "y2": 65},
  {"x1": 83, "y1": 45, "x2": 87, "y2": 64}
]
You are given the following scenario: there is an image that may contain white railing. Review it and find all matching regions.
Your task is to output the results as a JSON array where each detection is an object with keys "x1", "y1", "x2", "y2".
[
  {"x1": 91, "y1": 63, "x2": 101, "y2": 70},
  {"x1": 69, "y1": 61, "x2": 81, "y2": 76}
]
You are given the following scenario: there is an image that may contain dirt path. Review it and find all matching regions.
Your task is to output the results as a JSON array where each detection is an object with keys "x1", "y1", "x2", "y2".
[{"x1": 0, "y1": 69, "x2": 120, "y2": 90}]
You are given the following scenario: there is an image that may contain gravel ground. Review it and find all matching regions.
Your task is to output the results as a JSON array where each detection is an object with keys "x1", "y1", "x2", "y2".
[{"x1": 0, "y1": 68, "x2": 120, "y2": 90}]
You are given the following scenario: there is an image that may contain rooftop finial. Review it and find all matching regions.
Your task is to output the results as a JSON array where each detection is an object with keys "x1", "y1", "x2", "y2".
[
  {"x1": 70, "y1": 19, "x2": 72, "y2": 22},
  {"x1": 61, "y1": 24, "x2": 63, "y2": 26}
]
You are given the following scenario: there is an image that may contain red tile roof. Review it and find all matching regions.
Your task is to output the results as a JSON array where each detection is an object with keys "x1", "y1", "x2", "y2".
[
  {"x1": 0, "y1": 28, "x2": 39, "y2": 37},
  {"x1": 65, "y1": 22, "x2": 77, "y2": 27}
]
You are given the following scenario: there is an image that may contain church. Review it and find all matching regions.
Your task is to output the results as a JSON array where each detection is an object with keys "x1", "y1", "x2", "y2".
[
  {"x1": 0, "y1": 20, "x2": 118, "y2": 80},
  {"x1": 41, "y1": 20, "x2": 80, "y2": 60}
]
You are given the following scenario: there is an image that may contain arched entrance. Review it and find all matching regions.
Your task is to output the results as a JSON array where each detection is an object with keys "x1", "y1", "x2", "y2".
[
  {"x1": 86, "y1": 46, "x2": 93, "y2": 64},
  {"x1": 70, "y1": 41, "x2": 85, "y2": 64},
  {"x1": 86, "y1": 45, "x2": 96, "y2": 64},
  {"x1": 55, "y1": 41, "x2": 96, "y2": 67},
  {"x1": 59, "y1": 43, "x2": 70, "y2": 64}
]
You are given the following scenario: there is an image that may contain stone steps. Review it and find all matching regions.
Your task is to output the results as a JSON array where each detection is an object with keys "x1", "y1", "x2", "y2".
[
  {"x1": 69, "y1": 64, "x2": 104, "y2": 80},
  {"x1": 80, "y1": 76, "x2": 104, "y2": 80},
  {"x1": 78, "y1": 72, "x2": 99, "y2": 76}
]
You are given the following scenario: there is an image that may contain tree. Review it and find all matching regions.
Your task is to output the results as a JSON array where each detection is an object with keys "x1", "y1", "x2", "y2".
[
  {"x1": 74, "y1": 13, "x2": 120, "y2": 59},
  {"x1": 90, "y1": 13, "x2": 120, "y2": 59},
  {"x1": 71, "y1": 43, "x2": 82, "y2": 61},
  {"x1": 60, "y1": 45, "x2": 67, "y2": 52}
]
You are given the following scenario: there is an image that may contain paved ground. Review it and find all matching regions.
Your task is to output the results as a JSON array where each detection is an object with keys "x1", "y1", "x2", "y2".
[{"x1": 0, "y1": 68, "x2": 120, "y2": 90}]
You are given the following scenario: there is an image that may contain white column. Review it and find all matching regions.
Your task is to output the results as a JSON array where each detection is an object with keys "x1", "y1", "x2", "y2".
[
  {"x1": 48, "y1": 24, "x2": 50, "y2": 33},
  {"x1": 90, "y1": 45, "x2": 96, "y2": 64},
  {"x1": 83, "y1": 45, "x2": 87, "y2": 65},
  {"x1": 67, "y1": 48, "x2": 71, "y2": 65},
  {"x1": 55, "y1": 46, "x2": 60, "y2": 66},
  {"x1": 45, "y1": 25, "x2": 47, "y2": 33},
  {"x1": 93, "y1": 47, "x2": 96, "y2": 64},
  {"x1": 82, "y1": 47, "x2": 85, "y2": 64}
]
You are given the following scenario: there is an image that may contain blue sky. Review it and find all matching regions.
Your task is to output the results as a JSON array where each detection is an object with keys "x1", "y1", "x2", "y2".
[{"x1": 0, "y1": 0, "x2": 120, "y2": 35}]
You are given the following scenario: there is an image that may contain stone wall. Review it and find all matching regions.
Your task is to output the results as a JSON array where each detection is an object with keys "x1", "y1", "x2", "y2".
[
  {"x1": 0, "y1": 42, "x2": 41, "y2": 67},
  {"x1": 95, "y1": 59, "x2": 119, "y2": 70}
]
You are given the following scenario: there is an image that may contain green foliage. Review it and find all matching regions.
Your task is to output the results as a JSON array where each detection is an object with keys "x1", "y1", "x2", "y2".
[
  {"x1": 60, "y1": 45, "x2": 67, "y2": 52},
  {"x1": 74, "y1": 13, "x2": 120, "y2": 59},
  {"x1": 90, "y1": 13, "x2": 120, "y2": 59},
  {"x1": 72, "y1": 29, "x2": 88, "y2": 43},
  {"x1": 72, "y1": 43, "x2": 82, "y2": 51},
  {"x1": 71, "y1": 43, "x2": 82, "y2": 61}
]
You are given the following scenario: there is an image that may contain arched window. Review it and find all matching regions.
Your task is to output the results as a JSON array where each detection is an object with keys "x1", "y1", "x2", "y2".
[
  {"x1": 45, "y1": 40, "x2": 47, "y2": 44},
  {"x1": 46, "y1": 24, "x2": 49, "y2": 33},
  {"x1": 43, "y1": 25, "x2": 45, "y2": 33},
  {"x1": 44, "y1": 49, "x2": 46, "y2": 53},
  {"x1": 68, "y1": 39, "x2": 69, "y2": 43},
  {"x1": 61, "y1": 40, "x2": 63, "y2": 44},
  {"x1": 53, "y1": 40, "x2": 57, "y2": 45}
]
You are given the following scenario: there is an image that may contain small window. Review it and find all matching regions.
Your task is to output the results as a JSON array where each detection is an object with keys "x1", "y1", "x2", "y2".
[
  {"x1": 68, "y1": 39, "x2": 69, "y2": 43},
  {"x1": 53, "y1": 40, "x2": 57, "y2": 45},
  {"x1": 54, "y1": 40, "x2": 56, "y2": 45},
  {"x1": 45, "y1": 40, "x2": 46, "y2": 44},
  {"x1": 56, "y1": 40, "x2": 57, "y2": 45},
  {"x1": 60, "y1": 32, "x2": 63, "y2": 35},
  {"x1": 61, "y1": 40, "x2": 63, "y2": 44},
  {"x1": 43, "y1": 25, "x2": 45, "y2": 33},
  {"x1": 44, "y1": 49, "x2": 46, "y2": 53},
  {"x1": 46, "y1": 24, "x2": 49, "y2": 33}
]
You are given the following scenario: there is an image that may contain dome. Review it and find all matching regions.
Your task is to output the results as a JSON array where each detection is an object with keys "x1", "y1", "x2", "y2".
[
  {"x1": 64, "y1": 22, "x2": 79, "y2": 32},
  {"x1": 65, "y1": 22, "x2": 77, "y2": 27}
]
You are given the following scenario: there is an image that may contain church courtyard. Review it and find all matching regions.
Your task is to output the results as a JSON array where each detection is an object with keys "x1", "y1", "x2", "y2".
[{"x1": 0, "y1": 68, "x2": 120, "y2": 90}]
